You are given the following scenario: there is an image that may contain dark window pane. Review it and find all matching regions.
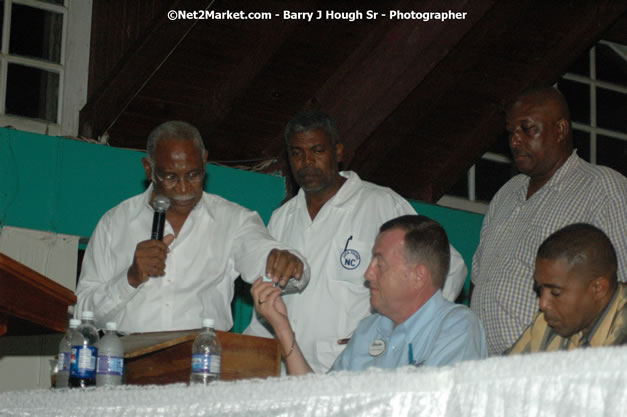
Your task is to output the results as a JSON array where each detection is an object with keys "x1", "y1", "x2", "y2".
[
  {"x1": 487, "y1": 131, "x2": 511, "y2": 156},
  {"x1": 6, "y1": 64, "x2": 59, "y2": 122},
  {"x1": 448, "y1": 170, "x2": 469, "y2": 199},
  {"x1": 39, "y1": 0, "x2": 65, "y2": 5},
  {"x1": 9, "y1": 4, "x2": 63, "y2": 63},
  {"x1": 557, "y1": 79, "x2": 590, "y2": 124},
  {"x1": 597, "y1": 88, "x2": 627, "y2": 133},
  {"x1": 476, "y1": 159, "x2": 515, "y2": 202},
  {"x1": 566, "y1": 47, "x2": 589, "y2": 77},
  {"x1": 572, "y1": 129, "x2": 590, "y2": 162},
  {"x1": 597, "y1": 135, "x2": 627, "y2": 178},
  {"x1": 596, "y1": 43, "x2": 627, "y2": 86}
]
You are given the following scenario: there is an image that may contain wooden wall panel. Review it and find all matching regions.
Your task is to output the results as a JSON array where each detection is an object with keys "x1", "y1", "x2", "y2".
[{"x1": 88, "y1": 0, "x2": 171, "y2": 99}]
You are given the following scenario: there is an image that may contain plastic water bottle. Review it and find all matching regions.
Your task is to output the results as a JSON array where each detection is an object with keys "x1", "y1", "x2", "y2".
[
  {"x1": 69, "y1": 311, "x2": 100, "y2": 388},
  {"x1": 190, "y1": 318, "x2": 221, "y2": 384},
  {"x1": 56, "y1": 318, "x2": 81, "y2": 388},
  {"x1": 96, "y1": 322, "x2": 125, "y2": 386}
]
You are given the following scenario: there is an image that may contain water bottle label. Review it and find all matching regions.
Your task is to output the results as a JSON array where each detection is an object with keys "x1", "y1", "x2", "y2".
[
  {"x1": 57, "y1": 352, "x2": 70, "y2": 372},
  {"x1": 70, "y1": 345, "x2": 98, "y2": 378},
  {"x1": 191, "y1": 353, "x2": 221, "y2": 375},
  {"x1": 97, "y1": 356, "x2": 124, "y2": 376}
]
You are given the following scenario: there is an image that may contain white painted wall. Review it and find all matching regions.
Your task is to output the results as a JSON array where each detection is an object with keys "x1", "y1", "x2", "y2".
[{"x1": 0, "y1": 335, "x2": 62, "y2": 392}]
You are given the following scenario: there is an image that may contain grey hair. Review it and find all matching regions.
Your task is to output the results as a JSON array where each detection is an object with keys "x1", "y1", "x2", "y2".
[
  {"x1": 284, "y1": 109, "x2": 340, "y2": 146},
  {"x1": 146, "y1": 121, "x2": 205, "y2": 164}
]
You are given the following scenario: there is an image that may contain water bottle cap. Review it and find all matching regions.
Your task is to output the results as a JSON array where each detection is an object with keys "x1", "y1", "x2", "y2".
[
  {"x1": 105, "y1": 322, "x2": 118, "y2": 331},
  {"x1": 69, "y1": 319, "x2": 81, "y2": 328},
  {"x1": 202, "y1": 318, "x2": 215, "y2": 328},
  {"x1": 82, "y1": 311, "x2": 94, "y2": 320}
]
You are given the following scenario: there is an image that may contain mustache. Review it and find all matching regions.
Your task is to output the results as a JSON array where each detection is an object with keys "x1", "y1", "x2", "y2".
[
  {"x1": 511, "y1": 147, "x2": 528, "y2": 158},
  {"x1": 171, "y1": 194, "x2": 196, "y2": 202},
  {"x1": 297, "y1": 167, "x2": 322, "y2": 177}
]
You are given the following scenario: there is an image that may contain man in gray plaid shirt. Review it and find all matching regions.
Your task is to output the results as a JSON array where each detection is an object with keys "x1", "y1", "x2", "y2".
[{"x1": 470, "y1": 87, "x2": 627, "y2": 355}]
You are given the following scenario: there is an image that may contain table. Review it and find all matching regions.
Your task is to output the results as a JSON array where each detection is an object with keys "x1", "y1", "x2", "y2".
[{"x1": 2, "y1": 345, "x2": 626, "y2": 416}]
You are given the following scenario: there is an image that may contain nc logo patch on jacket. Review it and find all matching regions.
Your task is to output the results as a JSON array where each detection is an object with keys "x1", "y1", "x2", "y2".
[{"x1": 340, "y1": 235, "x2": 360, "y2": 270}]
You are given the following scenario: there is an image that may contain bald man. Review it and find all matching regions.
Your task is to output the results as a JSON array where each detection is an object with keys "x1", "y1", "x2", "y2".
[
  {"x1": 509, "y1": 223, "x2": 626, "y2": 353},
  {"x1": 470, "y1": 87, "x2": 627, "y2": 355}
]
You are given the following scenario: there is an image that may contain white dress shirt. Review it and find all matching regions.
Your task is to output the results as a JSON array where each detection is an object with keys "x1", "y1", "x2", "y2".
[
  {"x1": 245, "y1": 171, "x2": 467, "y2": 373},
  {"x1": 76, "y1": 186, "x2": 308, "y2": 333}
]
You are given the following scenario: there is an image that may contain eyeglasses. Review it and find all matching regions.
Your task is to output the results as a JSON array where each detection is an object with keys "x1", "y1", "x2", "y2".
[{"x1": 154, "y1": 170, "x2": 205, "y2": 188}]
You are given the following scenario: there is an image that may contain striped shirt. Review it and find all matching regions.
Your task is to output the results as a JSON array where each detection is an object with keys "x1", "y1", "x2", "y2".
[
  {"x1": 470, "y1": 151, "x2": 627, "y2": 355},
  {"x1": 508, "y1": 283, "x2": 627, "y2": 354}
]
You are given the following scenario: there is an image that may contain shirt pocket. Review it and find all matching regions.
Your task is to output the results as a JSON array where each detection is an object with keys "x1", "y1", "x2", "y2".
[
  {"x1": 315, "y1": 339, "x2": 347, "y2": 372},
  {"x1": 329, "y1": 238, "x2": 371, "y2": 286},
  {"x1": 519, "y1": 224, "x2": 551, "y2": 266}
]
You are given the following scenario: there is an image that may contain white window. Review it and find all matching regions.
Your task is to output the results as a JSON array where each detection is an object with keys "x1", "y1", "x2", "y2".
[
  {"x1": 558, "y1": 41, "x2": 627, "y2": 176},
  {"x1": 0, "y1": 0, "x2": 91, "y2": 136},
  {"x1": 440, "y1": 40, "x2": 627, "y2": 214}
]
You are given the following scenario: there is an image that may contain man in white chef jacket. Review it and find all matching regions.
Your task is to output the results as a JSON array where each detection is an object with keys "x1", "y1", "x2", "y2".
[{"x1": 245, "y1": 110, "x2": 467, "y2": 373}]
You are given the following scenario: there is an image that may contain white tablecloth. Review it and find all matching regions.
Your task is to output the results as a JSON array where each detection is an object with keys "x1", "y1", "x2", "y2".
[{"x1": 1, "y1": 346, "x2": 626, "y2": 416}]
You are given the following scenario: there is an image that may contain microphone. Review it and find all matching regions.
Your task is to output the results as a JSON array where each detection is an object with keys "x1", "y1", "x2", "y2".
[{"x1": 151, "y1": 195, "x2": 170, "y2": 240}]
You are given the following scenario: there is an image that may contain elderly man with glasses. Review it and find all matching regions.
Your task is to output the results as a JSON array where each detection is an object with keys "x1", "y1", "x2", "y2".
[{"x1": 76, "y1": 121, "x2": 308, "y2": 333}]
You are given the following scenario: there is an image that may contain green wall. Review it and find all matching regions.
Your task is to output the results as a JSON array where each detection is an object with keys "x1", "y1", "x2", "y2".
[
  {"x1": 0, "y1": 127, "x2": 483, "y2": 333},
  {"x1": 410, "y1": 201, "x2": 483, "y2": 299},
  {"x1": 0, "y1": 128, "x2": 282, "y2": 236}
]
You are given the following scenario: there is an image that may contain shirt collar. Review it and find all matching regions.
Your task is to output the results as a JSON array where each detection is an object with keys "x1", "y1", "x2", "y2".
[
  {"x1": 579, "y1": 283, "x2": 620, "y2": 346},
  {"x1": 518, "y1": 150, "x2": 580, "y2": 199},
  {"x1": 294, "y1": 170, "x2": 362, "y2": 212},
  {"x1": 543, "y1": 149, "x2": 579, "y2": 192},
  {"x1": 376, "y1": 290, "x2": 444, "y2": 338},
  {"x1": 129, "y1": 184, "x2": 156, "y2": 222}
]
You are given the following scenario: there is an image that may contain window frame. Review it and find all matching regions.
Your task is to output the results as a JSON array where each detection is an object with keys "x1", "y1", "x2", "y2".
[
  {"x1": 0, "y1": 0, "x2": 91, "y2": 136},
  {"x1": 440, "y1": 41, "x2": 627, "y2": 214}
]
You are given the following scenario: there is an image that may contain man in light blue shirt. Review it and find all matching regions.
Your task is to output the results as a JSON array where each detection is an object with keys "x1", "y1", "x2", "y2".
[{"x1": 252, "y1": 215, "x2": 487, "y2": 375}]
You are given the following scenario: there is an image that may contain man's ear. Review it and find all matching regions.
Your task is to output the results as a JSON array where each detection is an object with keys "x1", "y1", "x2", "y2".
[
  {"x1": 142, "y1": 157, "x2": 153, "y2": 181},
  {"x1": 556, "y1": 118, "x2": 569, "y2": 143},
  {"x1": 335, "y1": 143, "x2": 344, "y2": 164},
  {"x1": 591, "y1": 276, "x2": 611, "y2": 300},
  {"x1": 413, "y1": 263, "x2": 430, "y2": 290}
]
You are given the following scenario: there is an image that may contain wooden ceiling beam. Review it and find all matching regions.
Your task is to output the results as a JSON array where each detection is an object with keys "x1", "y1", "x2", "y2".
[
  {"x1": 312, "y1": 0, "x2": 497, "y2": 167},
  {"x1": 601, "y1": 11, "x2": 627, "y2": 45},
  {"x1": 353, "y1": 0, "x2": 627, "y2": 202},
  {"x1": 207, "y1": 1, "x2": 380, "y2": 161},
  {"x1": 79, "y1": 0, "x2": 212, "y2": 139}
]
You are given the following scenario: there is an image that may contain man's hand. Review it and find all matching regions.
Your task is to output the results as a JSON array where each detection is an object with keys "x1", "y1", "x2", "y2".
[
  {"x1": 251, "y1": 277, "x2": 313, "y2": 376},
  {"x1": 127, "y1": 234, "x2": 175, "y2": 288},
  {"x1": 265, "y1": 249, "x2": 304, "y2": 288},
  {"x1": 251, "y1": 277, "x2": 290, "y2": 332}
]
